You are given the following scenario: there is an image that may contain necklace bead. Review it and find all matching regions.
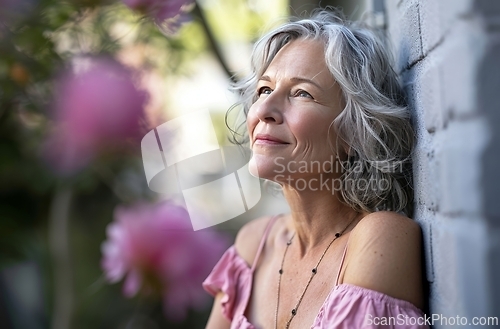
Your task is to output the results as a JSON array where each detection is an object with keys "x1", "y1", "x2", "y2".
[{"x1": 274, "y1": 217, "x2": 358, "y2": 329}]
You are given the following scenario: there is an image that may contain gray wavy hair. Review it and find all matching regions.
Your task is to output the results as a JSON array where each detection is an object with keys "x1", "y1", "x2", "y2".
[{"x1": 227, "y1": 9, "x2": 414, "y2": 216}]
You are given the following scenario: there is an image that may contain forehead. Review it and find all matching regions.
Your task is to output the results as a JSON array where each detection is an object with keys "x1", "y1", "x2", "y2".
[{"x1": 263, "y1": 38, "x2": 334, "y2": 85}]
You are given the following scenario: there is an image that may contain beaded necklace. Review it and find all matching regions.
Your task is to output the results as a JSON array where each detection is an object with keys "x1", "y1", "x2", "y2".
[{"x1": 274, "y1": 218, "x2": 356, "y2": 329}]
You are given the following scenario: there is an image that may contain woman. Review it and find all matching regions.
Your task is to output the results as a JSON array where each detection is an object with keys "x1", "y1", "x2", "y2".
[{"x1": 203, "y1": 10, "x2": 428, "y2": 329}]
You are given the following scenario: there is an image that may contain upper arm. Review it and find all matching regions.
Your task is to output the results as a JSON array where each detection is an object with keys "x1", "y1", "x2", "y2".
[
  {"x1": 342, "y1": 211, "x2": 425, "y2": 309},
  {"x1": 205, "y1": 216, "x2": 273, "y2": 328},
  {"x1": 234, "y1": 215, "x2": 274, "y2": 266},
  {"x1": 205, "y1": 292, "x2": 231, "y2": 329}
]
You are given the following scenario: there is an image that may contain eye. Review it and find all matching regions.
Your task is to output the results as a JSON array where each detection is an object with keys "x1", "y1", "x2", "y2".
[
  {"x1": 257, "y1": 86, "x2": 273, "y2": 96},
  {"x1": 293, "y1": 89, "x2": 313, "y2": 99}
]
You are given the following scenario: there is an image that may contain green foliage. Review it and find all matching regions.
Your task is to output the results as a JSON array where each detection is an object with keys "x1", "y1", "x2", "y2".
[{"x1": 0, "y1": 0, "x2": 214, "y2": 327}]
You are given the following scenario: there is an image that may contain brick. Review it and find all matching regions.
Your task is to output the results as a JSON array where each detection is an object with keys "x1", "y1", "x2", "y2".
[
  {"x1": 413, "y1": 217, "x2": 434, "y2": 283},
  {"x1": 471, "y1": 0, "x2": 500, "y2": 19},
  {"x1": 438, "y1": 0, "x2": 474, "y2": 37},
  {"x1": 414, "y1": 54, "x2": 445, "y2": 133},
  {"x1": 421, "y1": 67, "x2": 444, "y2": 134},
  {"x1": 441, "y1": 19, "x2": 485, "y2": 120},
  {"x1": 413, "y1": 137, "x2": 441, "y2": 212},
  {"x1": 438, "y1": 118, "x2": 490, "y2": 216},
  {"x1": 401, "y1": 66, "x2": 420, "y2": 125},
  {"x1": 488, "y1": 228, "x2": 500, "y2": 317},
  {"x1": 428, "y1": 216, "x2": 489, "y2": 320},
  {"x1": 428, "y1": 215, "x2": 465, "y2": 319},
  {"x1": 477, "y1": 38, "x2": 500, "y2": 220},
  {"x1": 401, "y1": 52, "x2": 444, "y2": 135},
  {"x1": 386, "y1": 0, "x2": 423, "y2": 71},
  {"x1": 419, "y1": 0, "x2": 442, "y2": 54},
  {"x1": 454, "y1": 219, "x2": 491, "y2": 319}
]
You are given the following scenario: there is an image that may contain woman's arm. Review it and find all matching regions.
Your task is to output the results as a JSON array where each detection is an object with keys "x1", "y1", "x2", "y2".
[
  {"x1": 206, "y1": 292, "x2": 231, "y2": 329},
  {"x1": 205, "y1": 215, "x2": 274, "y2": 329},
  {"x1": 342, "y1": 211, "x2": 425, "y2": 310}
]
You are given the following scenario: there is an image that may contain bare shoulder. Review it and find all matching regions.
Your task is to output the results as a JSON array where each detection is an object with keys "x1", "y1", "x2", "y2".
[
  {"x1": 351, "y1": 211, "x2": 422, "y2": 244},
  {"x1": 206, "y1": 216, "x2": 277, "y2": 329},
  {"x1": 234, "y1": 215, "x2": 275, "y2": 267},
  {"x1": 343, "y1": 211, "x2": 425, "y2": 309}
]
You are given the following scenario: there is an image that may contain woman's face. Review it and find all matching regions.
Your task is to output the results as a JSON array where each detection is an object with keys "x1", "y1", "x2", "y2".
[{"x1": 247, "y1": 38, "x2": 345, "y2": 183}]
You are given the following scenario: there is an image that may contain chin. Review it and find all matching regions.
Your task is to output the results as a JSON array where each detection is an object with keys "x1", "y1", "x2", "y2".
[{"x1": 248, "y1": 155, "x2": 278, "y2": 180}]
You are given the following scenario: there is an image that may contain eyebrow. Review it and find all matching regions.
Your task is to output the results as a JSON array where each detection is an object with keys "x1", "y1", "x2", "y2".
[
  {"x1": 258, "y1": 75, "x2": 272, "y2": 82},
  {"x1": 258, "y1": 75, "x2": 325, "y2": 91},
  {"x1": 291, "y1": 77, "x2": 324, "y2": 91}
]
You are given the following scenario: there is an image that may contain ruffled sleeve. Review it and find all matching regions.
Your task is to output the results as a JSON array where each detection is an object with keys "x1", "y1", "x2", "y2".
[
  {"x1": 202, "y1": 245, "x2": 253, "y2": 322},
  {"x1": 312, "y1": 283, "x2": 430, "y2": 329}
]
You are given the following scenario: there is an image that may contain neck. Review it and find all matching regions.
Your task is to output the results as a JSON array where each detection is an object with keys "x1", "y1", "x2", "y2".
[{"x1": 281, "y1": 177, "x2": 364, "y2": 256}]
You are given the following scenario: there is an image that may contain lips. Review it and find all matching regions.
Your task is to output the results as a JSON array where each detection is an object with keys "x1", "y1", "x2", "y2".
[{"x1": 253, "y1": 133, "x2": 289, "y2": 145}]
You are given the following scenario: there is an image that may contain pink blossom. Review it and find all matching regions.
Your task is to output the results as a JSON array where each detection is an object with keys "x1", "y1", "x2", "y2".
[
  {"x1": 101, "y1": 201, "x2": 229, "y2": 321},
  {"x1": 122, "y1": 0, "x2": 193, "y2": 32},
  {"x1": 43, "y1": 57, "x2": 147, "y2": 175}
]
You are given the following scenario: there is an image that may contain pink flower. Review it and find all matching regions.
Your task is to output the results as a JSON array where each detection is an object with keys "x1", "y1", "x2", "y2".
[
  {"x1": 101, "y1": 201, "x2": 229, "y2": 321},
  {"x1": 122, "y1": 0, "x2": 193, "y2": 33},
  {"x1": 43, "y1": 57, "x2": 147, "y2": 175}
]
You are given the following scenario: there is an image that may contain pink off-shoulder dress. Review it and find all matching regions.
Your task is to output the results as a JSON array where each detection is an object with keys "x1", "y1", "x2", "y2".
[{"x1": 203, "y1": 216, "x2": 429, "y2": 328}]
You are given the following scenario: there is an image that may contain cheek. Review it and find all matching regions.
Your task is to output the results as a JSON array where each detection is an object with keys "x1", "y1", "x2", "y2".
[
  {"x1": 246, "y1": 105, "x2": 258, "y2": 136},
  {"x1": 246, "y1": 105, "x2": 259, "y2": 141},
  {"x1": 289, "y1": 112, "x2": 331, "y2": 142},
  {"x1": 288, "y1": 111, "x2": 340, "y2": 163}
]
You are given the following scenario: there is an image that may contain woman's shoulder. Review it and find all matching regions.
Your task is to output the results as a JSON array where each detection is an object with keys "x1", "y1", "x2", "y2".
[
  {"x1": 351, "y1": 211, "x2": 422, "y2": 241},
  {"x1": 343, "y1": 211, "x2": 425, "y2": 309},
  {"x1": 234, "y1": 215, "x2": 282, "y2": 267}
]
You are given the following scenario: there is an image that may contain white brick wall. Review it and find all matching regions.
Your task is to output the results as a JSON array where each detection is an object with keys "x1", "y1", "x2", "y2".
[{"x1": 385, "y1": 0, "x2": 500, "y2": 326}]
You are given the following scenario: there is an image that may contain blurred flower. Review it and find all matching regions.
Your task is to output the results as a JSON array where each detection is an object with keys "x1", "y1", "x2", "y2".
[
  {"x1": 43, "y1": 57, "x2": 148, "y2": 175},
  {"x1": 122, "y1": 0, "x2": 193, "y2": 33},
  {"x1": 101, "y1": 201, "x2": 229, "y2": 321}
]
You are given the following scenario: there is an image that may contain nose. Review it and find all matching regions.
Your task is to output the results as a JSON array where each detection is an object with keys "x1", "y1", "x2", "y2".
[{"x1": 251, "y1": 90, "x2": 284, "y2": 124}]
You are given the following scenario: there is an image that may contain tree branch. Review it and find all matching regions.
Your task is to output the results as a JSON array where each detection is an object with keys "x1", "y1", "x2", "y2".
[
  {"x1": 49, "y1": 185, "x2": 73, "y2": 329},
  {"x1": 192, "y1": 1, "x2": 238, "y2": 83}
]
